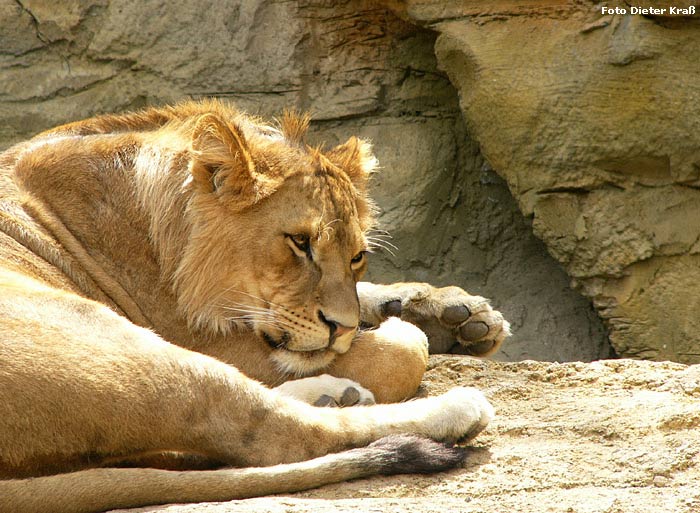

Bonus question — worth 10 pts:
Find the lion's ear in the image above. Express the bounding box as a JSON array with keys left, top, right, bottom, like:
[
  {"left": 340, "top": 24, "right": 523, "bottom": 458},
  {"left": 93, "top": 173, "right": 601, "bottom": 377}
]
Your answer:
[
  {"left": 326, "top": 136, "right": 378, "bottom": 190},
  {"left": 190, "top": 114, "right": 278, "bottom": 208}
]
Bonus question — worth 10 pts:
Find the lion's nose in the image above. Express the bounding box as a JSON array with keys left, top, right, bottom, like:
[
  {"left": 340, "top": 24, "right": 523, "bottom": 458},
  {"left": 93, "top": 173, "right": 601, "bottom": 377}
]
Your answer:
[{"left": 318, "top": 311, "right": 356, "bottom": 342}]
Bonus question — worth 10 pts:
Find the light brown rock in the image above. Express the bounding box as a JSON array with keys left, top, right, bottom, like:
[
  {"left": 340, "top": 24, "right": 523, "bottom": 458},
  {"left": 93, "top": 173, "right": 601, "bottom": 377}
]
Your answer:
[{"left": 390, "top": 0, "right": 700, "bottom": 362}]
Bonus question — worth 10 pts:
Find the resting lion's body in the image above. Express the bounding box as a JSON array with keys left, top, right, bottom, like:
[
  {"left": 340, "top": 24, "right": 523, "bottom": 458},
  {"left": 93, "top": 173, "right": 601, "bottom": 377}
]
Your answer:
[{"left": 0, "top": 100, "right": 509, "bottom": 513}]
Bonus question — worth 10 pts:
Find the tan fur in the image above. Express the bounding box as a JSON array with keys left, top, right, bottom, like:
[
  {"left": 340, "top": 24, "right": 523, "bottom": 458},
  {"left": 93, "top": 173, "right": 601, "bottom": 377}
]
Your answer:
[{"left": 0, "top": 100, "right": 507, "bottom": 512}]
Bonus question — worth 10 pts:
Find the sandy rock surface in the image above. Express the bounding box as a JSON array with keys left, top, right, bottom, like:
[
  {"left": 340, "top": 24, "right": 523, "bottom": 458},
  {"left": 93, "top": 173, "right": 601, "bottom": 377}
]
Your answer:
[{"left": 113, "top": 356, "right": 700, "bottom": 513}]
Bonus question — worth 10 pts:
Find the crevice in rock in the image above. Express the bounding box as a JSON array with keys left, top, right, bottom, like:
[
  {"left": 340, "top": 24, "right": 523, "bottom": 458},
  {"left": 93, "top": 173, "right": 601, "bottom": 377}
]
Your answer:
[{"left": 14, "top": 0, "right": 48, "bottom": 45}]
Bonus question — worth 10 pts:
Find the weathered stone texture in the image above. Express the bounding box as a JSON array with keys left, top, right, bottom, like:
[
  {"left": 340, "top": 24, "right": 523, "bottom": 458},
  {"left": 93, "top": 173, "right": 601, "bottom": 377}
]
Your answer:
[
  {"left": 0, "top": 0, "right": 611, "bottom": 362},
  {"left": 390, "top": 0, "right": 700, "bottom": 362}
]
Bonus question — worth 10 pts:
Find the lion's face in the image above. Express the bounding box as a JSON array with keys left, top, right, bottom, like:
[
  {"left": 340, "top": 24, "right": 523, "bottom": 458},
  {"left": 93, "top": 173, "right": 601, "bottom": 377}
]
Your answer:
[
  {"left": 173, "top": 111, "right": 376, "bottom": 375},
  {"left": 243, "top": 174, "right": 369, "bottom": 374}
]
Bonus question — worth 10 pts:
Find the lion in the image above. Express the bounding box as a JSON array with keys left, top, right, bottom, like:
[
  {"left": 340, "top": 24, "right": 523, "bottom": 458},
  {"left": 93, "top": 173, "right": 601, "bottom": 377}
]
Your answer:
[{"left": 0, "top": 100, "right": 510, "bottom": 513}]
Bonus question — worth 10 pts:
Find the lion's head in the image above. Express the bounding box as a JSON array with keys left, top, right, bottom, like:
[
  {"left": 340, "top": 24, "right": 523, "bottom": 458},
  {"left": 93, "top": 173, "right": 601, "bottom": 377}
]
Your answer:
[{"left": 160, "top": 104, "right": 378, "bottom": 375}]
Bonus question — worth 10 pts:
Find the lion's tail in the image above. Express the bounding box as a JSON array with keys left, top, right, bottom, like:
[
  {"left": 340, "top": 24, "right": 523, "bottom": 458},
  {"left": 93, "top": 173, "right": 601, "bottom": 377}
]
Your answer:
[{"left": 0, "top": 435, "right": 466, "bottom": 513}]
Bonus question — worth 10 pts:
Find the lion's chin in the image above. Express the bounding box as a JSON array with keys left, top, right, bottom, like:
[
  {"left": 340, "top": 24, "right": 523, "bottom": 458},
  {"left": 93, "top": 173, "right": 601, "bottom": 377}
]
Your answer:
[{"left": 269, "top": 347, "right": 337, "bottom": 377}]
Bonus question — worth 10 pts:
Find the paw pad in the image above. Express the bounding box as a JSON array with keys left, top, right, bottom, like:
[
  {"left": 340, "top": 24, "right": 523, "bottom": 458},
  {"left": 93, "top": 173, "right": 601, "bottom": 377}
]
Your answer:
[
  {"left": 459, "top": 321, "right": 489, "bottom": 341},
  {"left": 340, "top": 386, "right": 361, "bottom": 406},
  {"left": 381, "top": 299, "right": 402, "bottom": 318},
  {"left": 313, "top": 386, "right": 375, "bottom": 407},
  {"left": 314, "top": 394, "right": 338, "bottom": 407},
  {"left": 441, "top": 304, "right": 470, "bottom": 325}
]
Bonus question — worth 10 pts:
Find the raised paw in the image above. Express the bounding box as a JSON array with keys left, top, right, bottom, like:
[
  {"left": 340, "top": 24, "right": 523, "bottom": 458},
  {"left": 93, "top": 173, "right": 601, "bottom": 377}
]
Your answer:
[
  {"left": 275, "top": 374, "right": 376, "bottom": 407},
  {"left": 427, "top": 287, "right": 511, "bottom": 356},
  {"left": 359, "top": 282, "right": 510, "bottom": 355}
]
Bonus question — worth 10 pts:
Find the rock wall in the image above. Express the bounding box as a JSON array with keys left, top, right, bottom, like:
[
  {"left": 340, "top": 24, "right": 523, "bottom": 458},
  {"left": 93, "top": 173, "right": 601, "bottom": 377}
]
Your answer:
[
  {"left": 0, "top": 0, "right": 611, "bottom": 361},
  {"left": 388, "top": 0, "right": 700, "bottom": 363}
]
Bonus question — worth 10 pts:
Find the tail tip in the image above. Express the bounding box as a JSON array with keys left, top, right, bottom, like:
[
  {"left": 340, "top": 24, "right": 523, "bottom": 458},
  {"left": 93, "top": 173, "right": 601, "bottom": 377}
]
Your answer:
[{"left": 368, "top": 434, "right": 468, "bottom": 475}]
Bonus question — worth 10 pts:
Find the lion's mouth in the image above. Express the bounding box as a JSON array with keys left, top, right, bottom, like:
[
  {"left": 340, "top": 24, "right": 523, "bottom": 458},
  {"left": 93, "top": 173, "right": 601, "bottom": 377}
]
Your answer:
[
  {"left": 263, "top": 331, "right": 291, "bottom": 350},
  {"left": 262, "top": 331, "right": 331, "bottom": 357}
]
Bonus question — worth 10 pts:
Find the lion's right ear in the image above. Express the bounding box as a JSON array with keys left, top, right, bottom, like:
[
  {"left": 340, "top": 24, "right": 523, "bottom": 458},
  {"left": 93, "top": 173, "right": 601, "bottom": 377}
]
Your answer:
[
  {"left": 190, "top": 114, "right": 277, "bottom": 209},
  {"left": 325, "top": 136, "right": 378, "bottom": 192}
]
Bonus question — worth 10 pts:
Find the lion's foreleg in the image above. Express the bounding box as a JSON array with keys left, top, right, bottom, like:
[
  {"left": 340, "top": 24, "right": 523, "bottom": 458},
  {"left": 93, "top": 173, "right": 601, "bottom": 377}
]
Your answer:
[{"left": 326, "top": 317, "right": 430, "bottom": 403}]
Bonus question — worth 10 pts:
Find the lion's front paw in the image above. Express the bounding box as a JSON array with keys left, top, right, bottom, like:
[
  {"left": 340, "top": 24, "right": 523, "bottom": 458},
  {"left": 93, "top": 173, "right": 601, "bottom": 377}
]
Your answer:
[
  {"left": 431, "top": 287, "right": 510, "bottom": 356},
  {"left": 358, "top": 282, "right": 510, "bottom": 356},
  {"left": 389, "top": 285, "right": 510, "bottom": 356},
  {"left": 275, "top": 374, "right": 376, "bottom": 407},
  {"left": 419, "top": 387, "right": 494, "bottom": 443}
]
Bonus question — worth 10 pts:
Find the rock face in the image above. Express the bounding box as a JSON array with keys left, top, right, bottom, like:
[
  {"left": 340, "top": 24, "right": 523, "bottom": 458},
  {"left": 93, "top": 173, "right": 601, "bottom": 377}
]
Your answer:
[
  {"left": 387, "top": 0, "right": 700, "bottom": 363},
  {"left": 113, "top": 357, "right": 700, "bottom": 513},
  {"left": 0, "top": 0, "right": 611, "bottom": 361}
]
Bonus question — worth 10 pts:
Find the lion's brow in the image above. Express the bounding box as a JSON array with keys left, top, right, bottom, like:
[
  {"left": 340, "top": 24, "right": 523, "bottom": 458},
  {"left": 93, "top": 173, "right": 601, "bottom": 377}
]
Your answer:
[{"left": 317, "top": 218, "right": 341, "bottom": 242}]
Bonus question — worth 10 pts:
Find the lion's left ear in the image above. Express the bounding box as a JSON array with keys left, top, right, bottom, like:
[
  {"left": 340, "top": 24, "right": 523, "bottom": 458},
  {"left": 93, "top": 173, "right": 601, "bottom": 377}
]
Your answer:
[
  {"left": 325, "top": 136, "right": 378, "bottom": 190},
  {"left": 190, "top": 113, "right": 279, "bottom": 209}
]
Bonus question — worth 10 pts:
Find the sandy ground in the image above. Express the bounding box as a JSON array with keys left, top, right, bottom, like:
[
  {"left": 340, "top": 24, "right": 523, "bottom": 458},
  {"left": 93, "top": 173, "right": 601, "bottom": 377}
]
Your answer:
[{"left": 115, "top": 357, "right": 700, "bottom": 513}]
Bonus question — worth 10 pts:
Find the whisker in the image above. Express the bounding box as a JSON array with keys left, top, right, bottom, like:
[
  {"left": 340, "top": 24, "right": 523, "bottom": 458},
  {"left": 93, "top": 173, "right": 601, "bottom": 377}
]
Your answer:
[
  {"left": 218, "top": 303, "right": 275, "bottom": 314},
  {"left": 222, "top": 307, "right": 295, "bottom": 324},
  {"left": 367, "top": 237, "right": 398, "bottom": 247},
  {"left": 223, "top": 289, "right": 288, "bottom": 310},
  {"left": 367, "top": 234, "right": 394, "bottom": 241},
  {"left": 367, "top": 238, "right": 397, "bottom": 256},
  {"left": 367, "top": 229, "right": 392, "bottom": 236},
  {"left": 366, "top": 236, "right": 398, "bottom": 249},
  {"left": 207, "top": 284, "right": 285, "bottom": 311},
  {"left": 318, "top": 218, "right": 341, "bottom": 242},
  {"left": 223, "top": 314, "right": 296, "bottom": 332},
  {"left": 224, "top": 316, "right": 289, "bottom": 328},
  {"left": 366, "top": 228, "right": 397, "bottom": 256},
  {"left": 222, "top": 308, "right": 277, "bottom": 319},
  {"left": 369, "top": 246, "right": 396, "bottom": 257}
]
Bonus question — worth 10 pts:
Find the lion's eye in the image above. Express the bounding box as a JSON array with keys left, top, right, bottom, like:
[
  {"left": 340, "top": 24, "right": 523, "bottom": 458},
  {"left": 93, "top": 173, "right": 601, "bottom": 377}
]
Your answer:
[
  {"left": 287, "top": 233, "right": 312, "bottom": 258},
  {"left": 350, "top": 251, "right": 366, "bottom": 269}
]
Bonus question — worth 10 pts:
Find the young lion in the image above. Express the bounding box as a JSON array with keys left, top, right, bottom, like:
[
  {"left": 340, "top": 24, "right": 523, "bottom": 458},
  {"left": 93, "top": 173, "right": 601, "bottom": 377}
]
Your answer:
[{"left": 0, "top": 100, "right": 510, "bottom": 512}]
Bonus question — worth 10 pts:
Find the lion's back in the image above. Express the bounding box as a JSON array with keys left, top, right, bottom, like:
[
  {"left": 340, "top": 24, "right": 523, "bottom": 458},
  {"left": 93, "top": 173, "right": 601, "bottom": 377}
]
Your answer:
[{"left": 0, "top": 142, "right": 82, "bottom": 292}]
